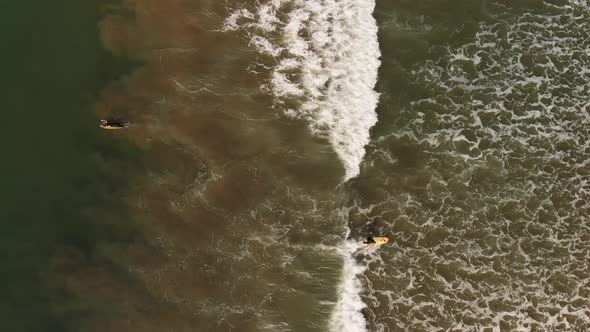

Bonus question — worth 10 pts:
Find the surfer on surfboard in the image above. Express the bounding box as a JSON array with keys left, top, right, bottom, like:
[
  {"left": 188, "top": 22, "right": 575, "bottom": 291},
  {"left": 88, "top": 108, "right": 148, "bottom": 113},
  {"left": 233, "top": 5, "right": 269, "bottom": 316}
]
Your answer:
[
  {"left": 363, "top": 236, "right": 389, "bottom": 246},
  {"left": 100, "top": 119, "right": 130, "bottom": 130}
]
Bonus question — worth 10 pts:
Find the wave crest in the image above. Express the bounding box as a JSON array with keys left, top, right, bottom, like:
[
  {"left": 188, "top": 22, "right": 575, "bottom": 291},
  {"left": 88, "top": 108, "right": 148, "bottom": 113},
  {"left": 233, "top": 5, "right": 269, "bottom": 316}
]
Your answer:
[{"left": 224, "top": 0, "right": 381, "bottom": 181}]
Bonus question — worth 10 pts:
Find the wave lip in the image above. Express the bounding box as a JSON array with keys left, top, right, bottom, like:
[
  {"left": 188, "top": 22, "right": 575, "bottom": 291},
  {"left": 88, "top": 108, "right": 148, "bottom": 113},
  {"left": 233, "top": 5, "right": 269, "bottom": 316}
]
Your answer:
[{"left": 224, "top": 0, "right": 381, "bottom": 181}]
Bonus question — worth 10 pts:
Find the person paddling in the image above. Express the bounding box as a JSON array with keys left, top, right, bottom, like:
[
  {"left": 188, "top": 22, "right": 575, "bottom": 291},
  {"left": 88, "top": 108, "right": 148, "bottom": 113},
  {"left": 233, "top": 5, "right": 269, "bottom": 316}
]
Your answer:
[
  {"left": 99, "top": 119, "right": 130, "bottom": 130},
  {"left": 362, "top": 236, "right": 389, "bottom": 246}
]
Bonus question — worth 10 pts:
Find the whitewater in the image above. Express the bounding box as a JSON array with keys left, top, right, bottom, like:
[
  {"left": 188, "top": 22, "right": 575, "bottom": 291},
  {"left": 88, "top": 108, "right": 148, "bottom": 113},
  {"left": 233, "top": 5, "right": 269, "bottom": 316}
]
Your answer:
[
  {"left": 224, "top": 0, "right": 381, "bottom": 182},
  {"left": 224, "top": 0, "right": 381, "bottom": 331}
]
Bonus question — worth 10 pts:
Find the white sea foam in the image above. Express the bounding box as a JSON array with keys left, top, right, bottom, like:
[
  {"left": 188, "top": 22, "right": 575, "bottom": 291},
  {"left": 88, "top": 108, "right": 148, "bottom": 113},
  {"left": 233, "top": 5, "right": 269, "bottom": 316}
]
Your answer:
[
  {"left": 329, "top": 234, "right": 370, "bottom": 332},
  {"left": 224, "top": 0, "right": 381, "bottom": 181}
]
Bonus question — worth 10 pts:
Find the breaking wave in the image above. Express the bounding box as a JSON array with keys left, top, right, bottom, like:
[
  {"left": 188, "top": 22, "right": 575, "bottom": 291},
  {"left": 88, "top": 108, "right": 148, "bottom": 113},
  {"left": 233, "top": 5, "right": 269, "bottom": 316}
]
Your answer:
[
  {"left": 224, "top": 0, "right": 381, "bottom": 181},
  {"left": 329, "top": 234, "right": 369, "bottom": 332}
]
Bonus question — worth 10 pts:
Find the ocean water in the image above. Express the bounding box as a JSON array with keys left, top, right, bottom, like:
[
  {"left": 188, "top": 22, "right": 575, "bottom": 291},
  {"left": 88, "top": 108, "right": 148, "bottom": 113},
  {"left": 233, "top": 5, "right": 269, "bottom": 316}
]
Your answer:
[
  {"left": 10, "top": 0, "right": 590, "bottom": 331},
  {"left": 350, "top": 1, "right": 590, "bottom": 330},
  {"left": 0, "top": 1, "right": 138, "bottom": 330}
]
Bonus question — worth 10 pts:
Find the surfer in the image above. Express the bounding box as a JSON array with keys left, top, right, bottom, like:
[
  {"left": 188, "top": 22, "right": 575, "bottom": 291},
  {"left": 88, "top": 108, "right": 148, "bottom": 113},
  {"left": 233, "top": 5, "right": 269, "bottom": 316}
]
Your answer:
[
  {"left": 362, "top": 236, "right": 389, "bottom": 247},
  {"left": 99, "top": 119, "right": 130, "bottom": 130}
]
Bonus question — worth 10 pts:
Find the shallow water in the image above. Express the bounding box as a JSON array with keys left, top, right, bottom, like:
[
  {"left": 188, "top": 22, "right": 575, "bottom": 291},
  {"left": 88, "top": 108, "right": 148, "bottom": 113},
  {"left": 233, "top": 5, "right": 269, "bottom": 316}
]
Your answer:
[{"left": 350, "top": 1, "right": 590, "bottom": 331}]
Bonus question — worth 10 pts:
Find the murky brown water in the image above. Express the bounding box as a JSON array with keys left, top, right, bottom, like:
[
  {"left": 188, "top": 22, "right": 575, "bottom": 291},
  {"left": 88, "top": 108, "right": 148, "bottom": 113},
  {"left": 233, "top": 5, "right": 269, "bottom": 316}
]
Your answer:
[{"left": 50, "top": 1, "right": 349, "bottom": 331}]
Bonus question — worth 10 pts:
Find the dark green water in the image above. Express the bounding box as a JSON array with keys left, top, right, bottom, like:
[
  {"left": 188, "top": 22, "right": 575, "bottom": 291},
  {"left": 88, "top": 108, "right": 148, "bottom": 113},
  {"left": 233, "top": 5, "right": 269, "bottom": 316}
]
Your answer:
[{"left": 0, "top": 2, "right": 137, "bottom": 330}]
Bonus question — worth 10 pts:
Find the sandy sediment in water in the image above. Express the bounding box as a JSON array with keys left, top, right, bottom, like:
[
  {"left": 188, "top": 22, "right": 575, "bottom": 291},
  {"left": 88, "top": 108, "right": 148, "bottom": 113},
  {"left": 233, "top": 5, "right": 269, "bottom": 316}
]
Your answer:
[{"left": 49, "top": 1, "right": 344, "bottom": 331}]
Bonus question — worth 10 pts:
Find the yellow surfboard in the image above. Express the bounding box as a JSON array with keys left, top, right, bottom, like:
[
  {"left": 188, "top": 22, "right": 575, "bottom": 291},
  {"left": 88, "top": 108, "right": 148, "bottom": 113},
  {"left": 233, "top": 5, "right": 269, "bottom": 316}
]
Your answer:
[
  {"left": 363, "top": 236, "right": 389, "bottom": 247},
  {"left": 100, "top": 125, "right": 126, "bottom": 130}
]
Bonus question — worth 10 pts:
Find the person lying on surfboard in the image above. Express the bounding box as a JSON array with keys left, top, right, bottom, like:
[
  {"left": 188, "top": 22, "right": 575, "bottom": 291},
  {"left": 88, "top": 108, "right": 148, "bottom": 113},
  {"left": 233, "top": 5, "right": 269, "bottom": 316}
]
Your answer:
[
  {"left": 363, "top": 236, "right": 389, "bottom": 246},
  {"left": 100, "top": 119, "right": 130, "bottom": 129}
]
